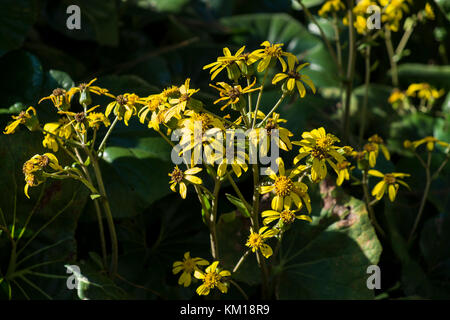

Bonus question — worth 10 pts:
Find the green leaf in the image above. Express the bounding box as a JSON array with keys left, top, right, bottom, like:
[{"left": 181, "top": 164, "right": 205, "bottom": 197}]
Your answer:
[
  {"left": 0, "top": 0, "right": 36, "bottom": 57},
  {"left": 220, "top": 211, "right": 236, "bottom": 223},
  {"left": 276, "top": 181, "right": 382, "bottom": 299},
  {"left": 136, "top": 0, "right": 190, "bottom": 13},
  {"left": 48, "top": 70, "right": 75, "bottom": 90},
  {"left": 397, "top": 64, "right": 450, "bottom": 90},
  {"left": 0, "top": 51, "right": 44, "bottom": 108},
  {"left": 225, "top": 193, "right": 250, "bottom": 217}
]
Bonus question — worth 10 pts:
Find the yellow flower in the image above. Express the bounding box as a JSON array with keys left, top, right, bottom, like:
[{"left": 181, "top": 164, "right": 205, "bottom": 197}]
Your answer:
[
  {"left": 172, "top": 252, "right": 209, "bottom": 287},
  {"left": 409, "top": 136, "right": 449, "bottom": 151},
  {"left": 216, "top": 150, "right": 248, "bottom": 178},
  {"left": 354, "top": 15, "right": 367, "bottom": 34},
  {"left": 368, "top": 170, "right": 410, "bottom": 202},
  {"left": 138, "top": 94, "right": 169, "bottom": 131},
  {"left": 261, "top": 197, "right": 312, "bottom": 227},
  {"left": 245, "top": 226, "right": 278, "bottom": 258},
  {"left": 406, "top": 83, "right": 444, "bottom": 101},
  {"left": 38, "top": 88, "right": 72, "bottom": 110},
  {"left": 318, "top": 0, "right": 345, "bottom": 17},
  {"left": 380, "top": 0, "right": 412, "bottom": 32},
  {"left": 169, "top": 166, "right": 203, "bottom": 199},
  {"left": 164, "top": 79, "right": 202, "bottom": 122},
  {"left": 292, "top": 127, "right": 345, "bottom": 182},
  {"left": 203, "top": 46, "right": 246, "bottom": 81},
  {"left": 363, "top": 135, "right": 390, "bottom": 168},
  {"left": 330, "top": 160, "right": 352, "bottom": 186},
  {"left": 250, "top": 41, "right": 297, "bottom": 72},
  {"left": 3, "top": 106, "right": 37, "bottom": 135},
  {"left": 193, "top": 261, "right": 231, "bottom": 296},
  {"left": 105, "top": 93, "right": 145, "bottom": 126},
  {"left": 23, "top": 153, "right": 62, "bottom": 198},
  {"left": 250, "top": 112, "right": 294, "bottom": 152},
  {"left": 210, "top": 78, "right": 260, "bottom": 111},
  {"left": 388, "top": 88, "right": 407, "bottom": 104},
  {"left": 41, "top": 118, "right": 74, "bottom": 152},
  {"left": 424, "top": 3, "right": 435, "bottom": 20},
  {"left": 68, "top": 78, "right": 110, "bottom": 106},
  {"left": 260, "top": 158, "right": 312, "bottom": 212},
  {"left": 58, "top": 105, "right": 102, "bottom": 134},
  {"left": 272, "top": 55, "right": 315, "bottom": 97},
  {"left": 87, "top": 112, "right": 110, "bottom": 130},
  {"left": 177, "top": 111, "right": 225, "bottom": 165}
]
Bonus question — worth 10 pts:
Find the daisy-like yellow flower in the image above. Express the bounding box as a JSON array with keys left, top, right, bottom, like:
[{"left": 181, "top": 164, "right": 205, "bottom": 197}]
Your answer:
[
  {"left": 169, "top": 166, "right": 203, "bottom": 199},
  {"left": 330, "top": 160, "right": 352, "bottom": 186},
  {"left": 250, "top": 41, "right": 297, "bottom": 73},
  {"left": 260, "top": 158, "right": 312, "bottom": 212},
  {"left": 3, "top": 106, "right": 38, "bottom": 135},
  {"left": 193, "top": 261, "right": 231, "bottom": 296},
  {"left": 178, "top": 111, "right": 225, "bottom": 165},
  {"left": 292, "top": 127, "right": 346, "bottom": 182},
  {"left": 245, "top": 226, "right": 278, "bottom": 258},
  {"left": 272, "top": 55, "right": 315, "bottom": 98},
  {"left": 210, "top": 78, "right": 260, "bottom": 111},
  {"left": 362, "top": 135, "right": 390, "bottom": 168},
  {"left": 86, "top": 112, "right": 110, "bottom": 130},
  {"left": 261, "top": 197, "right": 312, "bottom": 228},
  {"left": 172, "top": 252, "right": 209, "bottom": 287},
  {"left": 38, "top": 88, "right": 72, "bottom": 110},
  {"left": 23, "top": 153, "right": 63, "bottom": 198},
  {"left": 41, "top": 118, "right": 74, "bottom": 152},
  {"left": 68, "top": 78, "right": 110, "bottom": 106},
  {"left": 318, "top": 0, "right": 345, "bottom": 17},
  {"left": 164, "top": 79, "right": 202, "bottom": 122},
  {"left": 380, "top": 0, "right": 412, "bottom": 32},
  {"left": 216, "top": 149, "right": 248, "bottom": 178},
  {"left": 203, "top": 46, "right": 246, "bottom": 81},
  {"left": 249, "top": 112, "right": 294, "bottom": 152},
  {"left": 58, "top": 105, "right": 102, "bottom": 134},
  {"left": 105, "top": 93, "right": 144, "bottom": 126},
  {"left": 406, "top": 83, "right": 444, "bottom": 101},
  {"left": 138, "top": 94, "right": 169, "bottom": 131},
  {"left": 369, "top": 170, "right": 410, "bottom": 202},
  {"left": 407, "top": 136, "right": 449, "bottom": 152}
]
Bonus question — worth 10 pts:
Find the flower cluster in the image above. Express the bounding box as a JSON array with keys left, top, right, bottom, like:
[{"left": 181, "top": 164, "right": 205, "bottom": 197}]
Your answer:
[{"left": 388, "top": 83, "right": 444, "bottom": 113}]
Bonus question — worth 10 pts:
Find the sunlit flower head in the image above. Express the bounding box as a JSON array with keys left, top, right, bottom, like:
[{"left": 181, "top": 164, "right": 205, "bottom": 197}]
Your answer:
[
  {"left": 169, "top": 166, "right": 203, "bottom": 199},
  {"left": 251, "top": 41, "right": 297, "bottom": 73},
  {"left": 245, "top": 226, "right": 278, "bottom": 258},
  {"left": 193, "top": 261, "right": 231, "bottom": 296},
  {"left": 3, "top": 106, "right": 37, "bottom": 135},
  {"left": 172, "top": 252, "right": 209, "bottom": 287},
  {"left": 272, "top": 55, "right": 315, "bottom": 98},
  {"left": 369, "top": 169, "right": 410, "bottom": 202}
]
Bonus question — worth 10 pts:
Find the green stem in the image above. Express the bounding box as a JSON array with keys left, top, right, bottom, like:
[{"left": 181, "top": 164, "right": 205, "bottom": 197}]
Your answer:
[
  {"left": 209, "top": 179, "right": 222, "bottom": 259},
  {"left": 384, "top": 26, "right": 399, "bottom": 87},
  {"left": 359, "top": 46, "right": 371, "bottom": 145},
  {"left": 256, "top": 94, "right": 286, "bottom": 127},
  {"left": 97, "top": 115, "right": 119, "bottom": 153},
  {"left": 408, "top": 151, "right": 432, "bottom": 244},
  {"left": 252, "top": 69, "right": 269, "bottom": 128},
  {"left": 343, "top": 0, "right": 356, "bottom": 143},
  {"left": 226, "top": 173, "right": 252, "bottom": 214},
  {"left": 296, "top": 0, "right": 342, "bottom": 76},
  {"left": 232, "top": 250, "right": 251, "bottom": 273},
  {"left": 85, "top": 147, "right": 119, "bottom": 276},
  {"left": 229, "top": 279, "right": 249, "bottom": 300}
]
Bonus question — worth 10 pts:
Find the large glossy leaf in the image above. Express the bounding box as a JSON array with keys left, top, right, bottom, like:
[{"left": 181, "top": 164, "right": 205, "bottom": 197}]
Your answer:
[
  {"left": 397, "top": 63, "right": 450, "bottom": 90},
  {"left": 135, "top": 0, "right": 190, "bottom": 13},
  {"left": 0, "top": 131, "right": 89, "bottom": 299},
  {"left": 276, "top": 180, "right": 382, "bottom": 299},
  {"left": 0, "top": 0, "right": 36, "bottom": 57},
  {"left": 47, "top": 0, "right": 119, "bottom": 46}
]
